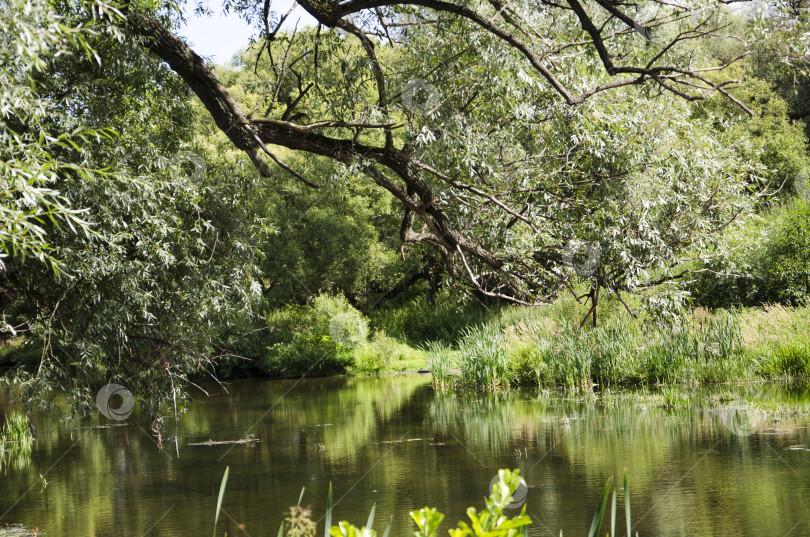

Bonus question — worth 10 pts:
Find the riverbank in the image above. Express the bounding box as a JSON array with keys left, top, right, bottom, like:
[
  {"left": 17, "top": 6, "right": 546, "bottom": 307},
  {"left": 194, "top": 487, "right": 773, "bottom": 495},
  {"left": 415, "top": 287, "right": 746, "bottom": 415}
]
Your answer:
[
  {"left": 248, "top": 298, "right": 810, "bottom": 390},
  {"left": 383, "top": 303, "right": 810, "bottom": 389},
  {"left": 3, "top": 301, "right": 808, "bottom": 390}
]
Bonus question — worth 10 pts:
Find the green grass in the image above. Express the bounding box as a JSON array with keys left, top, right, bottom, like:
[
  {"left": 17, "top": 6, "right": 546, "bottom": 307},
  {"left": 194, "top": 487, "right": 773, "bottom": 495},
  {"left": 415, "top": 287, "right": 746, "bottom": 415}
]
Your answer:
[
  {"left": 349, "top": 331, "right": 428, "bottom": 375},
  {"left": 456, "top": 324, "right": 509, "bottom": 388},
  {"left": 0, "top": 410, "right": 33, "bottom": 473},
  {"left": 422, "top": 341, "right": 454, "bottom": 387},
  {"left": 6, "top": 301, "right": 807, "bottom": 388},
  {"left": 411, "top": 303, "right": 810, "bottom": 390},
  {"left": 0, "top": 410, "right": 32, "bottom": 444}
]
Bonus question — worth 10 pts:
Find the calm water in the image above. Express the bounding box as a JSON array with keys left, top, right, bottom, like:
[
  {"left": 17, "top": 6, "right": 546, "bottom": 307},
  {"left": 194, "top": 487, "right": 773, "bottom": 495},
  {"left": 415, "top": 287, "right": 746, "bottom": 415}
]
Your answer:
[{"left": 1, "top": 376, "right": 809, "bottom": 536}]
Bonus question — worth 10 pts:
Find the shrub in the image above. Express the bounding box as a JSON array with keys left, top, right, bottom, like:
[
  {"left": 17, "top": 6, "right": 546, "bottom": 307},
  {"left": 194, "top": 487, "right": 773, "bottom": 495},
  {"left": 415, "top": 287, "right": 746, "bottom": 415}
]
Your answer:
[
  {"left": 367, "top": 293, "right": 488, "bottom": 344},
  {"left": 261, "top": 294, "right": 368, "bottom": 377},
  {"left": 352, "top": 331, "right": 397, "bottom": 374},
  {"left": 689, "top": 199, "right": 810, "bottom": 308},
  {"left": 756, "top": 199, "right": 810, "bottom": 305}
]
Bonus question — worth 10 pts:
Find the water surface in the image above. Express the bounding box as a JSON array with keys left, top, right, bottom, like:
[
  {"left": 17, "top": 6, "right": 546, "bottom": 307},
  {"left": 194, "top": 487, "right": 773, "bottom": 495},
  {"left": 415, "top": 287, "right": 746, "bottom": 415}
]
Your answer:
[{"left": 1, "top": 376, "right": 809, "bottom": 536}]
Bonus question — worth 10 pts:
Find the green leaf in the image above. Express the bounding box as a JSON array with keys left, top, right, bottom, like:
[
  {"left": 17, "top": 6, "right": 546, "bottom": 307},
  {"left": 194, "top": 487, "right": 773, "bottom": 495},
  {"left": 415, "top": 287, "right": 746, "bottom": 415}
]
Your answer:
[
  {"left": 587, "top": 478, "right": 612, "bottom": 537},
  {"left": 325, "top": 482, "right": 333, "bottom": 537},
  {"left": 624, "top": 474, "right": 631, "bottom": 537},
  {"left": 213, "top": 466, "right": 230, "bottom": 537},
  {"left": 366, "top": 503, "right": 376, "bottom": 530}
]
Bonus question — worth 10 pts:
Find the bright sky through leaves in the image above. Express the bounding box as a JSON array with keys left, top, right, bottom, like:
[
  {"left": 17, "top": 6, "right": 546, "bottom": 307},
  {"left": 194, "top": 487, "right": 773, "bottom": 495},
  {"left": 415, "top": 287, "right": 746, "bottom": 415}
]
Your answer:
[{"left": 178, "top": 0, "right": 316, "bottom": 64}]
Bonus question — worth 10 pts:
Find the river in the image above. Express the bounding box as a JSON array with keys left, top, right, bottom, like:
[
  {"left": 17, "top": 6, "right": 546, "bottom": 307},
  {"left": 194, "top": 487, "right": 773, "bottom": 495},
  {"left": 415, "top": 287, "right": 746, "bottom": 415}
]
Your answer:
[{"left": 1, "top": 375, "right": 808, "bottom": 536}]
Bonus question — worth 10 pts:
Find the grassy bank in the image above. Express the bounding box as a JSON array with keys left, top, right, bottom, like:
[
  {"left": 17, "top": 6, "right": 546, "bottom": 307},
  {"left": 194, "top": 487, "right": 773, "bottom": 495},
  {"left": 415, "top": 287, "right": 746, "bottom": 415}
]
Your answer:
[
  {"left": 427, "top": 302, "right": 810, "bottom": 389},
  {"left": 4, "top": 294, "right": 808, "bottom": 389},
  {"left": 216, "top": 290, "right": 809, "bottom": 390}
]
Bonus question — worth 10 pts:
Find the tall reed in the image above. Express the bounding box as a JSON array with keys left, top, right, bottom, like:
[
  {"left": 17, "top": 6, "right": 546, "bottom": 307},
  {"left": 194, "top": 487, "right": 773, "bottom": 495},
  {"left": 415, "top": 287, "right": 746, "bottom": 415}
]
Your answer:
[
  {"left": 423, "top": 341, "right": 454, "bottom": 387},
  {"left": 0, "top": 410, "right": 34, "bottom": 472},
  {"left": 457, "top": 324, "right": 509, "bottom": 387}
]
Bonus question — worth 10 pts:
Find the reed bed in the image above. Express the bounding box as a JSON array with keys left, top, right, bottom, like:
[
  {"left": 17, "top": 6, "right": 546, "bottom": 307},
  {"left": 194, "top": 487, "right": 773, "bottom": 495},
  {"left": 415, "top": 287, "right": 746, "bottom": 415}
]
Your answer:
[
  {"left": 440, "top": 306, "right": 809, "bottom": 390},
  {"left": 423, "top": 341, "right": 454, "bottom": 387},
  {"left": 456, "top": 324, "right": 509, "bottom": 387},
  {"left": 0, "top": 410, "right": 33, "bottom": 472}
]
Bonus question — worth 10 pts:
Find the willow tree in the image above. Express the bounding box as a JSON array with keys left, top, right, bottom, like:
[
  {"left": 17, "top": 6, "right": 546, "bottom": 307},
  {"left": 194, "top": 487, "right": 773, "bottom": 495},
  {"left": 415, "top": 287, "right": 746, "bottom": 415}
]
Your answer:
[
  {"left": 122, "top": 0, "right": 780, "bottom": 322},
  {"left": 1, "top": 0, "right": 271, "bottom": 429}
]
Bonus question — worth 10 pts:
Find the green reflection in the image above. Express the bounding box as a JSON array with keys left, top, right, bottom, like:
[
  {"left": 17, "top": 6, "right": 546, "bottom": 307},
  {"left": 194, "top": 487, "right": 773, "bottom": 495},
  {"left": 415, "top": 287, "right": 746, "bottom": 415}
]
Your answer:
[{"left": 0, "top": 378, "right": 807, "bottom": 537}]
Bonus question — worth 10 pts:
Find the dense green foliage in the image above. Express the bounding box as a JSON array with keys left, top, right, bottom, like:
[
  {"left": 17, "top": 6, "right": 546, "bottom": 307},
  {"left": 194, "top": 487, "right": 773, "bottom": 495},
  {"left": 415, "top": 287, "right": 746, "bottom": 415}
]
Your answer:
[
  {"left": 418, "top": 303, "right": 810, "bottom": 388},
  {"left": 0, "top": 0, "right": 101, "bottom": 270},
  {"left": 1, "top": 0, "right": 810, "bottom": 423},
  {"left": 0, "top": 0, "right": 269, "bottom": 423},
  {"left": 689, "top": 199, "right": 810, "bottom": 307}
]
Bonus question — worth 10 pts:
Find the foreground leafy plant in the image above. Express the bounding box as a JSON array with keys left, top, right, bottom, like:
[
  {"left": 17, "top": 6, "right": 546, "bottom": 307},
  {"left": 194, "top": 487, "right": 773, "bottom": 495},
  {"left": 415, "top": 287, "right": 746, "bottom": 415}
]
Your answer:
[
  {"left": 412, "top": 469, "right": 531, "bottom": 537},
  {"left": 212, "top": 467, "right": 640, "bottom": 537},
  {"left": 212, "top": 466, "right": 229, "bottom": 537}
]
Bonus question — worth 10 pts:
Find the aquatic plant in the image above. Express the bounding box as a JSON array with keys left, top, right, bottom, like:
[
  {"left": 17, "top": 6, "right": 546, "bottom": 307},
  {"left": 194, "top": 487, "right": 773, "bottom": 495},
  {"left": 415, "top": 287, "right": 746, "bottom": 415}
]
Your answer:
[
  {"left": 0, "top": 410, "right": 32, "bottom": 444},
  {"left": 212, "top": 466, "right": 229, "bottom": 537},
  {"left": 423, "top": 341, "right": 454, "bottom": 387},
  {"left": 457, "top": 325, "right": 509, "bottom": 387},
  {"left": 210, "top": 466, "right": 642, "bottom": 537},
  {"left": 0, "top": 410, "right": 34, "bottom": 472},
  {"left": 575, "top": 474, "right": 635, "bottom": 537}
]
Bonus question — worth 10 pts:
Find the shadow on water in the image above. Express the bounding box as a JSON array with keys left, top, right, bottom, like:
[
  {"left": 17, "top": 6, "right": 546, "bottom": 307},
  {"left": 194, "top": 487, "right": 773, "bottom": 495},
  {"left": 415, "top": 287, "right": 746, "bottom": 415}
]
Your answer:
[{"left": 0, "top": 376, "right": 809, "bottom": 537}]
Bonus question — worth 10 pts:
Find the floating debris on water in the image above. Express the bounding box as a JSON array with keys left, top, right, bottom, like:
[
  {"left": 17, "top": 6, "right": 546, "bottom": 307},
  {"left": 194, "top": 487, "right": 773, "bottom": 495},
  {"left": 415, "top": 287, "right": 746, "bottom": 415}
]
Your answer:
[{"left": 188, "top": 434, "right": 259, "bottom": 446}]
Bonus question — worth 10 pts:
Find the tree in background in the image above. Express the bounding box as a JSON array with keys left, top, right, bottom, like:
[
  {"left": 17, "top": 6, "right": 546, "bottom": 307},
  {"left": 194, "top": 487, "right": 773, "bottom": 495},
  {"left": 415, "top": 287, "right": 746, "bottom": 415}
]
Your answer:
[
  {"left": 2, "top": 0, "right": 809, "bottom": 421},
  {"left": 117, "top": 0, "right": 797, "bottom": 322}
]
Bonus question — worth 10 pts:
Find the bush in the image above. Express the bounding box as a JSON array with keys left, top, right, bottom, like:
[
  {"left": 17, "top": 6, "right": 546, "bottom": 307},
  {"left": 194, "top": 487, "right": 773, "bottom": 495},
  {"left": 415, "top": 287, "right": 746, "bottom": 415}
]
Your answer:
[
  {"left": 689, "top": 199, "right": 810, "bottom": 307},
  {"left": 261, "top": 294, "right": 368, "bottom": 377},
  {"left": 756, "top": 199, "right": 810, "bottom": 304},
  {"left": 352, "top": 331, "right": 397, "bottom": 374},
  {"left": 367, "top": 293, "right": 488, "bottom": 344}
]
